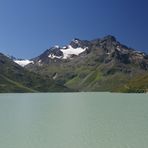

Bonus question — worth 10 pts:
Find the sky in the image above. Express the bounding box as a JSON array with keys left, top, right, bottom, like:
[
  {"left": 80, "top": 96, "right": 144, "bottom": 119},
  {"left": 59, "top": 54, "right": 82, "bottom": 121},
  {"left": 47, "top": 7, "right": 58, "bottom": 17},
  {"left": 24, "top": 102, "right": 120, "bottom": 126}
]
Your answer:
[{"left": 0, "top": 0, "right": 148, "bottom": 59}]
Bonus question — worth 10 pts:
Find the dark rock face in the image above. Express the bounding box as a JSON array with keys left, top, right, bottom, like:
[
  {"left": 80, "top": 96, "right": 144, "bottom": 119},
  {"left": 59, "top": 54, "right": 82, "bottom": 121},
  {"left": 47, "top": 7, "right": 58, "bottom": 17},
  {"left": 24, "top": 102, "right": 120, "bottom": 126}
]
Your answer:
[
  {"left": 70, "top": 38, "right": 92, "bottom": 49},
  {"left": 88, "top": 36, "right": 148, "bottom": 70},
  {"left": 49, "top": 47, "right": 63, "bottom": 56},
  {"left": 113, "top": 50, "right": 130, "bottom": 64},
  {"left": 32, "top": 46, "right": 63, "bottom": 64}
]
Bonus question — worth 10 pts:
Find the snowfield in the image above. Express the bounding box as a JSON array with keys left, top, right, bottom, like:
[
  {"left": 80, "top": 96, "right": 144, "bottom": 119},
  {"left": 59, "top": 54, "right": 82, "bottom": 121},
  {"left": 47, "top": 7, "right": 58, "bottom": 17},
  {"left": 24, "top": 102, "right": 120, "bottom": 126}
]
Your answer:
[
  {"left": 61, "top": 45, "right": 86, "bottom": 59},
  {"left": 14, "top": 60, "right": 34, "bottom": 67}
]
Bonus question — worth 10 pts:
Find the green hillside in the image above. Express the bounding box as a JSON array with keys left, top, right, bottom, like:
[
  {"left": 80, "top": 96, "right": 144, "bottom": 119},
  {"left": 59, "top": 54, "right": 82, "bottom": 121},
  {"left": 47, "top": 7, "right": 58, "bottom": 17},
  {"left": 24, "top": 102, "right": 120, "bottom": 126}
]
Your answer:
[
  {"left": 0, "top": 53, "right": 70, "bottom": 93},
  {"left": 118, "top": 74, "right": 148, "bottom": 93}
]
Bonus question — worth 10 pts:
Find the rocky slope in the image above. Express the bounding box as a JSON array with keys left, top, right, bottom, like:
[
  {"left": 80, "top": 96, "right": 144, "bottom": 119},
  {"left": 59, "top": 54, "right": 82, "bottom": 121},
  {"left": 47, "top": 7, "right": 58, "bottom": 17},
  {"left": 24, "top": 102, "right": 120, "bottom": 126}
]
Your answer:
[{"left": 25, "top": 35, "right": 148, "bottom": 92}]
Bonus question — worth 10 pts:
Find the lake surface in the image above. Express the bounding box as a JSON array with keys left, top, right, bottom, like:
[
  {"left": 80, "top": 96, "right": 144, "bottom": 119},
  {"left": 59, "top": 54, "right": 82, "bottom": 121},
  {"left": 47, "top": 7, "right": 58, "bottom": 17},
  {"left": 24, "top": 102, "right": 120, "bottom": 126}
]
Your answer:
[{"left": 0, "top": 93, "right": 148, "bottom": 148}]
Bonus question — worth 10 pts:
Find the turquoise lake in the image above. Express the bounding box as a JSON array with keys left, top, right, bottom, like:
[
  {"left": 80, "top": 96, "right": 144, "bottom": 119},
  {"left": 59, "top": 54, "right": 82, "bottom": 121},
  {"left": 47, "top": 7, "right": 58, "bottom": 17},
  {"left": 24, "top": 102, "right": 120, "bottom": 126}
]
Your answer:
[{"left": 0, "top": 93, "right": 148, "bottom": 148}]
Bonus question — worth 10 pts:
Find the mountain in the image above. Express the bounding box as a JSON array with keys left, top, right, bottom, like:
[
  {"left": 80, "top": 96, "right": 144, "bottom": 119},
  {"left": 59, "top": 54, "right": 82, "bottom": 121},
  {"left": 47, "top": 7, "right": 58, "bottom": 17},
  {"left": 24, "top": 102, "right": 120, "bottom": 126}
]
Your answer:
[
  {"left": 1, "top": 35, "right": 148, "bottom": 93},
  {"left": 26, "top": 35, "right": 148, "bottom": 92},
  {"left": 0, "top": 53, "right": 70, "bottom": 92},
  {"left": 29, "top": 38, "right": 91, "bottom": 66}
]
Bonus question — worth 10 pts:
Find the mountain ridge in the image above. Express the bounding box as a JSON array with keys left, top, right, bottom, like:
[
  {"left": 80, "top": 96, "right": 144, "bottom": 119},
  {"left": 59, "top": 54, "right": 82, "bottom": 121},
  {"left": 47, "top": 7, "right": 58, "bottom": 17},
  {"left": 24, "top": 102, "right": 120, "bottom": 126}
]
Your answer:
[
  {"left": 25, "top": 35, "right": 148, "bottom": 93},
  {"left": 0, "top": 35, "right": 148, "bottom": 93},
  {"left": 9, "top": 35, "right": 147, "bottom": 67}
]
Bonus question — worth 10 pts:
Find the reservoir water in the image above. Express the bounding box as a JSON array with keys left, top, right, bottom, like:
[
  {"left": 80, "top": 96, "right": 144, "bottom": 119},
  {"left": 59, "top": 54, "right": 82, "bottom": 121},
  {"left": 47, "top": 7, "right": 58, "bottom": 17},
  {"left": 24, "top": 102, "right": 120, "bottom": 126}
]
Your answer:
[{"left": 0, "top": 93, "right": 148, "bottom": 148}]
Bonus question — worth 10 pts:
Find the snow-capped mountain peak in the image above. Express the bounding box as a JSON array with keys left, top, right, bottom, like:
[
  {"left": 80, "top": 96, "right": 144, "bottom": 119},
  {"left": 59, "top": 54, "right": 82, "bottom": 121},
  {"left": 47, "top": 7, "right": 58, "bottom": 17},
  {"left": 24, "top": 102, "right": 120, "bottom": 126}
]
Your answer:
[{"left": 29, "top": 38, "right": 92, "bottom": 65}]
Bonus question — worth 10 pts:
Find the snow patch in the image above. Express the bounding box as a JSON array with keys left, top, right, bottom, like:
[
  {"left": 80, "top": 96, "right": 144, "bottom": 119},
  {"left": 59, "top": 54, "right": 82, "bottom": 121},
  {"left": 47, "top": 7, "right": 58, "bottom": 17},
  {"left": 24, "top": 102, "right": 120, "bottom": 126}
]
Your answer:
[
  {"left": 116, "top": 46, "right": 121, "bottom": 51},
  {"left": 48, "top": 45, "right": 87, "bottom": 59},
  {"left": 61, "top": 45, "right": 86, "bottom": 59},
  {"left": 62, "top": 46, "right": 67, "bottom": 49},
  {"left": 38, "top": 60, "right": 42, "bottom": 63},
  {"left": 14, "top": 60, "right": 34, "bottom": 67},
  {"left": 48, "top": 54, "right": 62, "bottom": 59}
]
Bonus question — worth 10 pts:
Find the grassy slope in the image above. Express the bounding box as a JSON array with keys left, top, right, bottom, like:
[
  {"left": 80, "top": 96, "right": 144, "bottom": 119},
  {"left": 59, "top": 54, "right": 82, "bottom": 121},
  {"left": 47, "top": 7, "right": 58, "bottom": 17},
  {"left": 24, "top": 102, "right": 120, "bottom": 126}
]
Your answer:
[
  {"left": 65, "top": 69, "right": 102, "bottom": 91},
  {"left": 27, "top": 60, "right": 148, "bottom": 92},
  {"left": 0, "top": 53, "right": 71, "bottom": 92},
  {"left": 117, "top": 74, "right": 148, "bottom": 93},
  {"left": 0, "top": 75, "right": 36, "bottom": 93}
]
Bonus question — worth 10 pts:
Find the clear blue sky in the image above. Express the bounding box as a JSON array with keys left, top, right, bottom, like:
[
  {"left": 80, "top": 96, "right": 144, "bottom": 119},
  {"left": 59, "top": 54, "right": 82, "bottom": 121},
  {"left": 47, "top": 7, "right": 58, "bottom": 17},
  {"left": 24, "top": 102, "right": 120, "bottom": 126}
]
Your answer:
[{"left": 0, "top": 0, "right": 148, "bottom": 59}]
